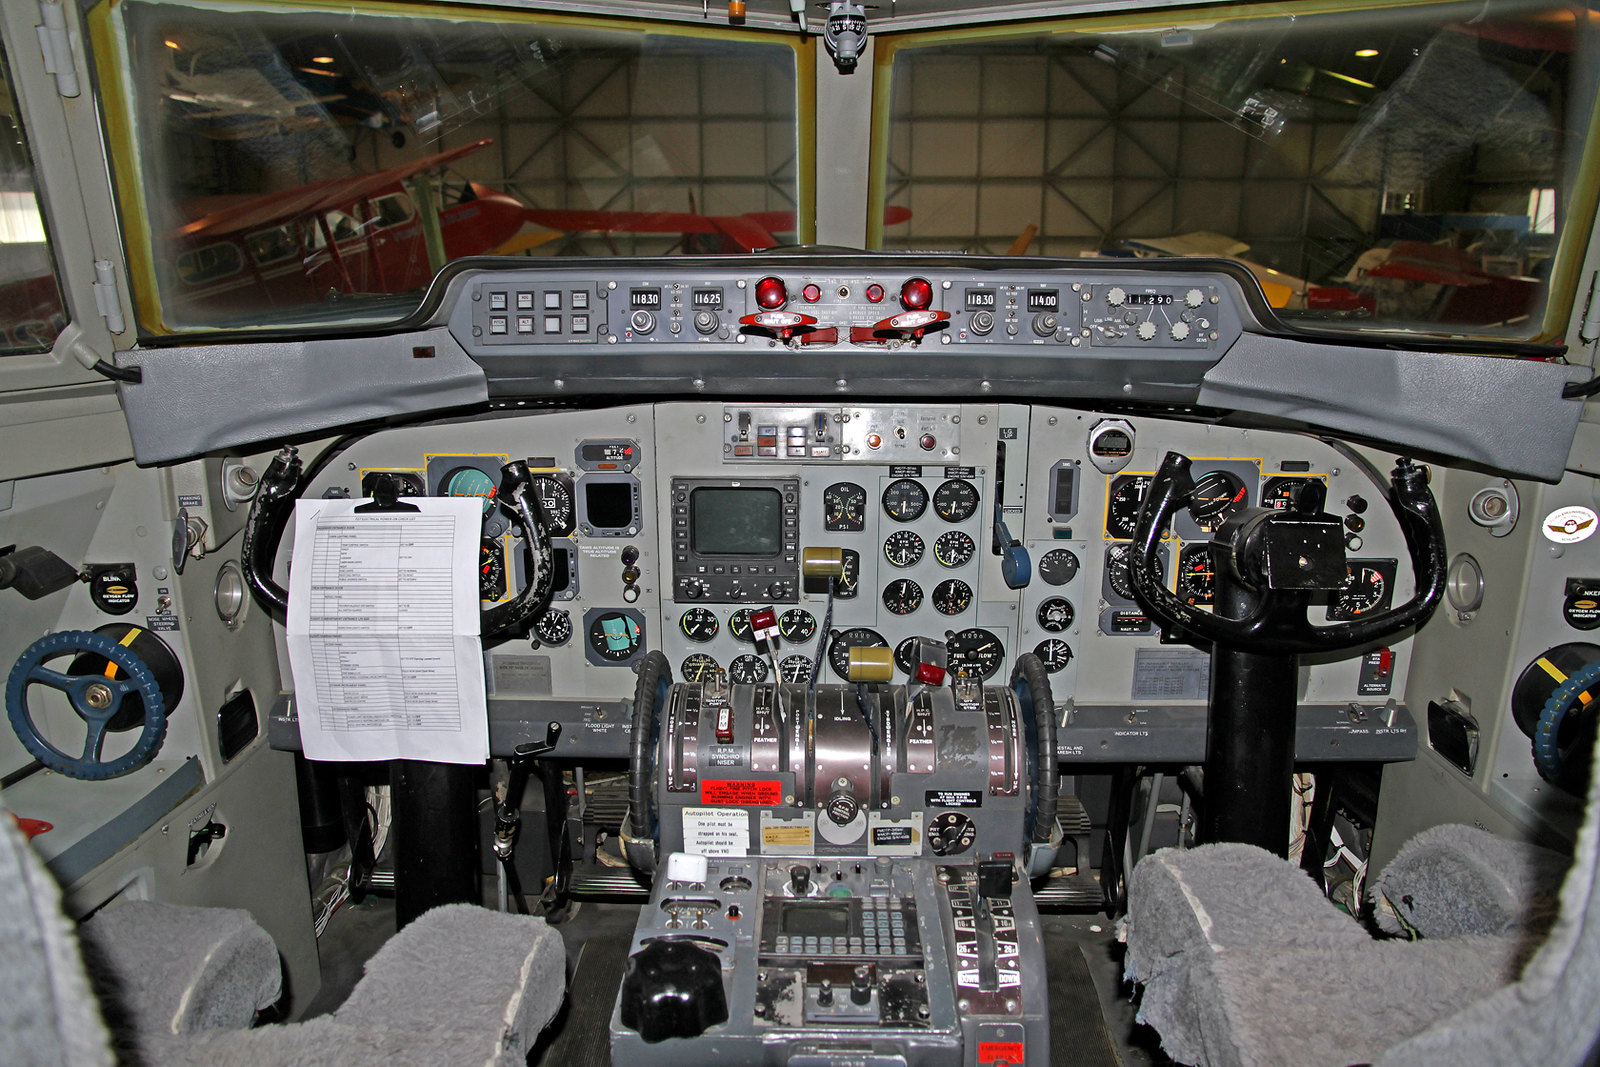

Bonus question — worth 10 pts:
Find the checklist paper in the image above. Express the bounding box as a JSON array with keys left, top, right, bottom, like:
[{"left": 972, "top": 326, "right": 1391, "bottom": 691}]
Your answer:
[{"left": 286, "top": 496, "right": 489, "bottom": 764}]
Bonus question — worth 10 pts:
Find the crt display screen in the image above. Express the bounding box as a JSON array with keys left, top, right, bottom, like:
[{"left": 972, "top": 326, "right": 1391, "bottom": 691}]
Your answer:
[
  {"left": 781, "top": 902, "right": 851, "bottom": 936},
  {"left": 691, "top": 487, "right": 782, "bottom": 556}
]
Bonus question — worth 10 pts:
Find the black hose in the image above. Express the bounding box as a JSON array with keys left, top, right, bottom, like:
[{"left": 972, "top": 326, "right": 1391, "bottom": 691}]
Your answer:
[
  {"left": 1011, "top": 652, "right": 1059, "bottom": 847},
  {"left": 240, "top": 446, "right": 303, "bottom": 618},
  {"left": 627, "top": 651, "right": 672, "bottom": 874}
]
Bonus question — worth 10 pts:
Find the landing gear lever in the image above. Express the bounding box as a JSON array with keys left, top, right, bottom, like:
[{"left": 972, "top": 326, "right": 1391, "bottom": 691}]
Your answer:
[{"left": 1127, "top": 451, "right": 1447, "bottom": 855}]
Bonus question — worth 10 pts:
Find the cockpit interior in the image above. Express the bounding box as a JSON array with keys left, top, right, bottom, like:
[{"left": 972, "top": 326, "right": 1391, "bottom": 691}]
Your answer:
[{"left": 4, "top": 0, "right": 1600, "bottom": 1063}]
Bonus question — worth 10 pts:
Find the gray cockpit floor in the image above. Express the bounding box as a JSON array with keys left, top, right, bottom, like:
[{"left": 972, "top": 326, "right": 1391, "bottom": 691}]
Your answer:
[{"left": 309, "top": 897, "right": 1165, "bottom": 1065}]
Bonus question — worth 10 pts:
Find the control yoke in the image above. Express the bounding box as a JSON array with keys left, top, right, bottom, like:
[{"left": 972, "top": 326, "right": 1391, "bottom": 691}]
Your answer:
[{"left": 1128, "top": 451, "right": 1447, "bottom": 654}]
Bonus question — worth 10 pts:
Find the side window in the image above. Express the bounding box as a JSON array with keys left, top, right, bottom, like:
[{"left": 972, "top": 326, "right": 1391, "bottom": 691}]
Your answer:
[{"left": 0, "top": 39, "right": 67, "bottom": 356}]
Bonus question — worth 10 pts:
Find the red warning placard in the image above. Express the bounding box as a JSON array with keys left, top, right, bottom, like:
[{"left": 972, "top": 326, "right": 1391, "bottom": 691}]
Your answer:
[
  {"left": 978, "top": 1041, "right": 1025, "bottom": 1065},
  {"left": 700, "top": 779, "right": 783, "bottom": 805}
]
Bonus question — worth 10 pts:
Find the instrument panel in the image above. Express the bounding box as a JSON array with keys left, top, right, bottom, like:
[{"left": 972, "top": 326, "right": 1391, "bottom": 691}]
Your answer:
[{"left": 284, "top": 399, "right": 1419, "bottom": 764}]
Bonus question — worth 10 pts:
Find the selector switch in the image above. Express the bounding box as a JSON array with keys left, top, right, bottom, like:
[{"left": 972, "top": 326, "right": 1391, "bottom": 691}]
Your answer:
[{"left": 790, "top": 864, "right": 812, "bottom": 896}]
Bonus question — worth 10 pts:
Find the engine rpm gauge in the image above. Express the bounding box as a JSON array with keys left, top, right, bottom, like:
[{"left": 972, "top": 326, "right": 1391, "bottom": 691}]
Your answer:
[
  {"left": 680, "top": 607, "right": 719, "bottom": 642},
  {"left": 1177, "top": 545, "right": 1216, "bottom": 606},
  {"left": 933, "top": 479, "right": 980, "bottom": 522},
  {"left": 883, "top": 530, "right": 926, "bottom": 568},
  {"left": 779, "top": 609, "right": 816, "bottom": 642},
  {"left": 1036, "top": 597, "right": 1075, "bottom": 632},
  {"left": 883, "top": 578, "right": 924, "bottom": 615},
  {"left": 534, "top": 609, "right": 572, "bottom": 646},
  {"left": 480, "top": 538, "right": 507, "bottom": 601},
  {"left": 681, "top": 653, "right": 720, "bottom": 682},
  {"left": 881, "top": 478, "right": 929, "bottom": 522},
  {"left": 780, "top": 655, "right": 814, "bottom": 683},
  {"left": 932, "top": 579, "right": 972, "bottom": 616},
  {"left": 1328, "top": 560, "right": 1397, "bottom": 620},
  {"left": 948, "top": 628, "right": 1005, "bottom": 680},
  {"left": 530, "top": 474, "right": 576, "bottom": 536},
  {"left": 933, "top": 530, "right": 976, "bottom": 568},
  {"left": 1033, "top": 639, "right": 1073, "bottom": 673},
  {"left": 1038, "top": 548, "right": 1080, "bottom": 586},
  {"left": 728, "top": 608, "right": 757, "bottom": 642},
  {"left": 823, "top": 482, "right": 867, "bottom": 532},
  {"left": 1187, "top": 469, "right": 1249, "bottom": 531},
  {"left": 1105, "top": 475, "right": 1152, "bottom": 539},
  {"left": 829, "top": 627, "right": 889, "bottom": 679},
  {"left": 729, "top": 654, "right": 769, "bottom": 684}
]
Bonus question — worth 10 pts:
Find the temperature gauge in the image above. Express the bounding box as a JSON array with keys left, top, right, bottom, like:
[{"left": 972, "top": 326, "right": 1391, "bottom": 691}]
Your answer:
[
  {"left": 729, "top": 654, "right": 769, "bottom": 684},
  {"left": 882, "top": 478, "right": 929, "bottom": 522},
  {"left": 932, "top": 578, "right": 972, "bottom": 616},
  {"left": 780, "top": 655, "right": 814, "bottom": 683},
  {"left": 680, "top": 654, "right": 720, "bottom": 682},
  {"left": 883, "top": 579, "right": 924, "bottom": 615}
]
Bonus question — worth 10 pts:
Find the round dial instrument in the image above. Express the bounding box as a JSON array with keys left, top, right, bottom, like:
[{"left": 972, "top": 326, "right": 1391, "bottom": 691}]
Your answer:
[
  {"left": 443, "top": 466, "right": 498, "bottom": 516},
  {"left": 728, "top": 608, "right": 756, "bottom": 642},
  {"left": 780, "top": 655, "right": 814, "bottom": 683},
  {"left": 882, "top": 578, "right": 924, "bottom": 615},
  {"left": 933, "top": 479, "right": 980, "bottom": 522},
  {"left": 1105, "top": 543, "right": 1138, "bottom": 601},
  {"left": 1038, "top": 548, "right": 1080, "bottom": 586},
  {"left": 530, "top": 475, "right": 575, "bottom": 536},
  {"left": 948, "top": 627, "right": 1005, "bottom": 680},
  {"left": 932, "top": 578, "right": 972, "bottom": 616},
  {"left": 1177, "top": 545, "right": 1216, "bottom": 606},
  {"left": 1261, "top": 475, "right": 1319, "bottom": 512},
  {"left": 1036, "top": 597, "right": 1075, "bottom": 632},
  {"left": 729, "top": 654, "right": 769, "bottom": 684},
  {"left": 1188, "top": 469, "right": 1249, "bottom": 530},
  {"left": 894, "top": 637, "right": 919, "bottom": 675},
  {"left": 1105, "top": 475, "right": 1152, "bottom": 539},
  {"left": 480, "top": 539, "right": 507, "bottom": 601},
  {"left": 883, "top": 530, "right": 926, "bottom": 568},
  {"left": 680, "top": 653, "right": 720, "bottom": 682},
  {"left": 828, "top": 627, "right": 889, "bottom": 680},
  {"left": 533, "top": 609, "right": 572, "bottom": 646},
  {"left": 881, "top": 478, "right": 929, "bottom": 522},
  {"left": 1330, "top": 563, "right": 1390, "bottom": 619},
  {"left": 823, "top": 481, "right": 867, "bottom": 532},
  {"left": 779, "top": 609, "right": 816, "bottom": 642},
  {"left": 1033, "top": 638, "right": 1073, "bottom": 673},
  {"left": 586, "top": 611, "right": 641, "bottom": 662},
  {"left": 933, "top": 530, "right": 976, "bottom": 568},
  {"left": 680, "top": 607, "right": 719, "bottom": 642}
]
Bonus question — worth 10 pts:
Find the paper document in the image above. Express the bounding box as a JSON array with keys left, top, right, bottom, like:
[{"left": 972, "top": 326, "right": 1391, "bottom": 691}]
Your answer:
[{"left": 286, "top": 497, "right": 489, "bottom": 764}]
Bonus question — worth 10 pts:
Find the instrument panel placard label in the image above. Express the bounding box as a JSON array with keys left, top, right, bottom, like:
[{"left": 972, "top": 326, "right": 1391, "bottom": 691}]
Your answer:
[
  {"left": 702, "top": 779, "right": 782, "bottom": 805},
  {"left": 925, "top": 789, "right": 982, "bottom": 808},
  {"left": 682, "top": 807, "right": 750, "bottom": 856}
]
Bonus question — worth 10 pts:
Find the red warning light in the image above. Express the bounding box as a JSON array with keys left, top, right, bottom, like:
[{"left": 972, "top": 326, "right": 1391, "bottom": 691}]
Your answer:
[
  {"left": 865, "top": 283, "right": 886, "bottom": 303},
  {"left": 900, "top": 277, "right": 933, "bottom": 310},
  {"left": 755, "top": 277, "right": 787, "bottom": 309},
  {"left": 801, "top": 283, "right": 822, "bottom": 303}
]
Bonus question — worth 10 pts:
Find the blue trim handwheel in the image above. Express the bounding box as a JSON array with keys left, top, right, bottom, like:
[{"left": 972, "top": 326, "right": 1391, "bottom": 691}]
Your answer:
[
  {"left": 6, "top": 630, "right": 170, "bottom": 780},
  {"left": 1534, "top": 659, "right": 1600, "bottom": 785}
]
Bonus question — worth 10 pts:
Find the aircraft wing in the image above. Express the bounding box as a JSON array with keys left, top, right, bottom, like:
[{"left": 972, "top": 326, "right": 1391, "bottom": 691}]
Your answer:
[{"left": 176, "top": 139, "right": 495, "bottom": 240}]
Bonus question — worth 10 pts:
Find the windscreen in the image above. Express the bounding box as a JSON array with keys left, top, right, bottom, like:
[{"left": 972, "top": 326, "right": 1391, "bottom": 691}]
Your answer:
[
  {"left": 879, "top": 1, "right": 1599, "bottom": 341},
  {"left": 97, "top": 2, "right": 803, "bottom": 333}
]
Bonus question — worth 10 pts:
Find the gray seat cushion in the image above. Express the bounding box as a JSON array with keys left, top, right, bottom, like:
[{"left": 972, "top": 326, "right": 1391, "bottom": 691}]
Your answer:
[{"left": 1367, "top": 823, "right": 1569, "bottom": 939}]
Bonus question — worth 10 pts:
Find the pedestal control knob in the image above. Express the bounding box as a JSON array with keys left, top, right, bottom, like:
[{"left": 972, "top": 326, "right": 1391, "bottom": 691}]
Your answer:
[
  {"left": 1136, "top": 320, "right": 1158, "bottom": 341},
  {"left": 818, "top": 979, "right": 834, "bottom": 1006},
  {"left": 1106, "top": 286, "right": 1127, "bottom": 307},
  {"left": 1169, "top": 320, "right": 1191, "bottom": 341},
  {"left": 851, "top": 965, "right": 873, "bottom": 1005},
  {"left": 1185, "top": 287, "right": 1205, "bottom": 308},
  {"left": 790, "top": 864, "right": 811, "bottom": 895},
  {"left": 1031, "top": 312, "right": 1058, "bottom": 337},
  {"left": 969, "top": 310, "right": 994, "bottom": 335},
  {"left": 630, "top": 310, "right": 656, "bottom": 333}
]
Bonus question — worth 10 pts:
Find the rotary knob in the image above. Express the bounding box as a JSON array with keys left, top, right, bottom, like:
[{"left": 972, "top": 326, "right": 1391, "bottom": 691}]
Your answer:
[
  {"left": 693, "top": 310, "right": 719, "bottom": 334},
  {"left": 630, "top": 309, "right": 656, "bottom": 333},
  {"left": 1106, "top": 286, "right": 1127, "bottom": 307},
  {"left": 1185, "top": 287, "right": 1204, "bottom": 308},
  {"left": 1031, "top": 312, "right": 1059, "bottom": 337},
  {"left": 1136, "top": 320, "right": 1158, "bottom": 341},
  {"left": 969, "top": 310, "right": 994, "bottom": 335},
  {"left": 1169, "top": 320, "right": 1191, "bottom": 341}
]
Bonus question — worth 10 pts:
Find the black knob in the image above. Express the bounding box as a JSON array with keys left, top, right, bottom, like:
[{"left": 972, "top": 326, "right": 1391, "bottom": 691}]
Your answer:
[
  {"left": 850, "top": 965, "right": 873, "bottom": 1005},
  {"left": 790, "top": 864, "right": 811, "bottom": 895},
  {"left": 621, "top": 545, "right": 641, "bottom": 565},
  {"left": 818, "top": 979, "right": 834, "bottom": 1006},
  {"left": 1345, "top": 494, "right": 1369, "bottom": 514},
  {"left": 618, "top": 940, "right": 729, "bottom": 1043}
]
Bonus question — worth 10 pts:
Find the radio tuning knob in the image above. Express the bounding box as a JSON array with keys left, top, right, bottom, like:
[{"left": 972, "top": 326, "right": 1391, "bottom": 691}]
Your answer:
[
  {"left": 1031, "top": 312, "right": 1058, "bottom": 337},
  {"left": 1185, "top": 287, "right": 1205, "bottom": 308},
  {"left": 1106, "top": 286, "right": 1127, "bottom": 307},
  {"left": 1136, "top": 320, "right": 1158, "bottom": 341},
  {"left": 1169, "top": 320, "right": 1191, "bottom": 341}
]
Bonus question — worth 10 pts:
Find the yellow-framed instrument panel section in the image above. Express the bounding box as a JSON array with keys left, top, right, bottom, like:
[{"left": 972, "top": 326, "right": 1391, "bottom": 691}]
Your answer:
[
  {"left": 867, "top": 0, "right": 1600, "bottom": 345},
  {"left": 88, "top": 0, "right": 817, "bottom": 336}
]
